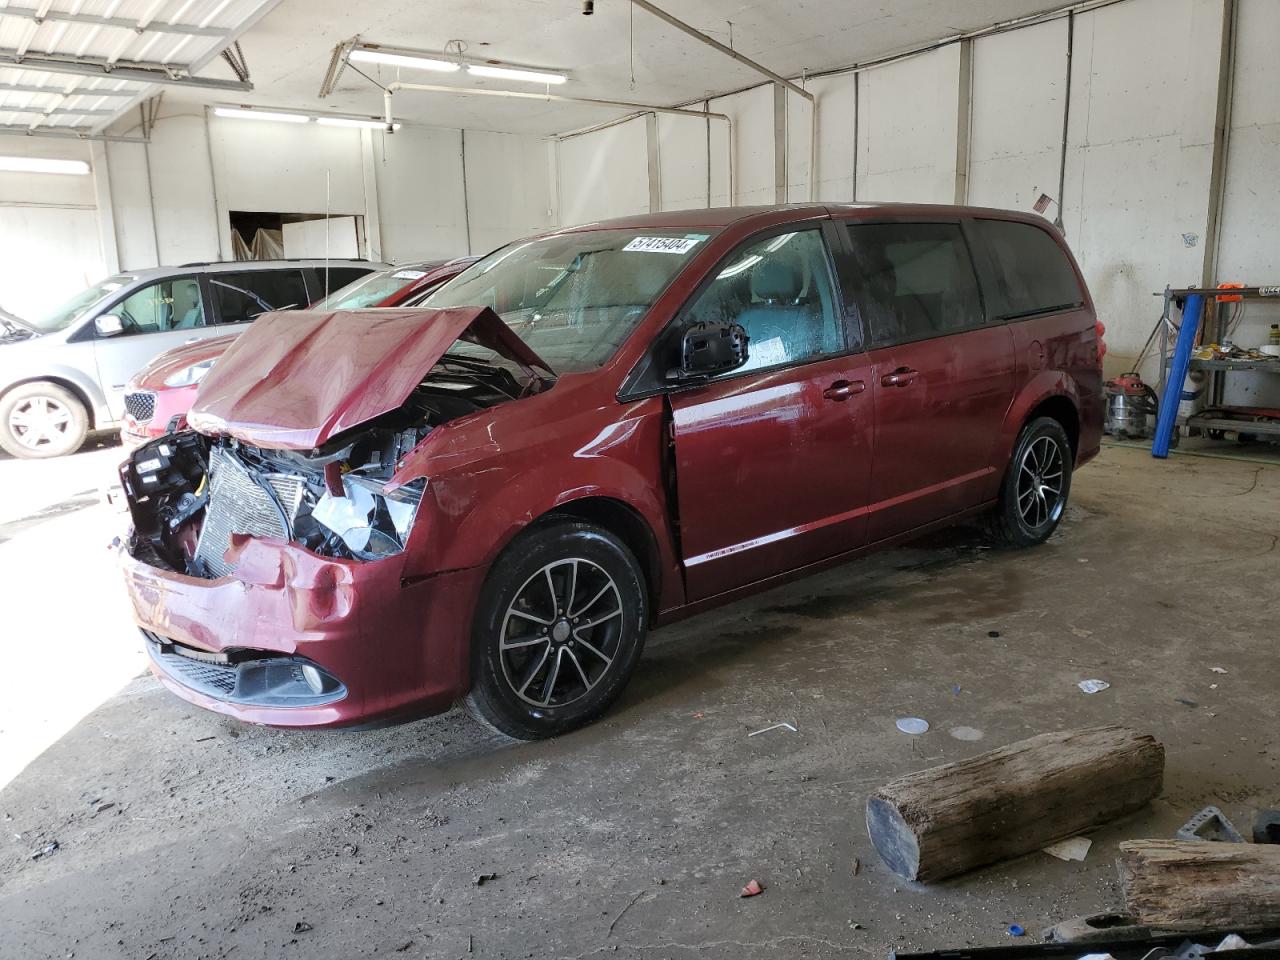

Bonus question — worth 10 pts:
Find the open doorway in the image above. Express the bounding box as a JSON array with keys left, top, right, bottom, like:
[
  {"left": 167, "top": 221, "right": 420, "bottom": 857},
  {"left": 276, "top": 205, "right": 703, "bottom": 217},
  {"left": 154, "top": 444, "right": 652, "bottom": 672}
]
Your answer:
[{"left": 228, "top": 212, "right": 366, "bottom": 261}]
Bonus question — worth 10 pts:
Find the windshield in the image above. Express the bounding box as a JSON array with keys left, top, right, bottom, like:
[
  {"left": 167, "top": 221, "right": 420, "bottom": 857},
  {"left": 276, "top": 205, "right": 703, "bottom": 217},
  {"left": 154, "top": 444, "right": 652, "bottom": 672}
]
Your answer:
[
  {"left": 314, "top": 264, "right": 441, "bottom": 310},
  {"left": 29, "top": 275, "right": 134, "bottom": 334},
  {"left": 423, "top": 229, "right": 713, "bottom": 373}
]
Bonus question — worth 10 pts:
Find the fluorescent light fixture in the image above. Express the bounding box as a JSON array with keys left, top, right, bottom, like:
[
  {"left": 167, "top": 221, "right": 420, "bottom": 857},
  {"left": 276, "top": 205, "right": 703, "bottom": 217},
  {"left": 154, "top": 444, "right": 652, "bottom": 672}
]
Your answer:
[
  {"left": 466, "top": 63, "right": 567, "bottom": 85},
  {"left": 350, "top": 48, "right": 460, "bottom": 72},
  {"left": 0, "top": 156, "right": 89, "bottom": 175},
  {"left": 316, "top": 116, "right": 402, "bottom": 130},
  {"left": 214, "top": 107, "right": 309, "bottom": 123}
]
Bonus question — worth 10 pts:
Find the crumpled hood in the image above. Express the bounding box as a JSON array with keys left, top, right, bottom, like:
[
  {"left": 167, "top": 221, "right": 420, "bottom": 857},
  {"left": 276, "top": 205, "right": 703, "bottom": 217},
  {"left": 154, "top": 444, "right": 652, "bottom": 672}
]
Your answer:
[{"left": 187, "top": 307, "right": 551, "bottom": 450}]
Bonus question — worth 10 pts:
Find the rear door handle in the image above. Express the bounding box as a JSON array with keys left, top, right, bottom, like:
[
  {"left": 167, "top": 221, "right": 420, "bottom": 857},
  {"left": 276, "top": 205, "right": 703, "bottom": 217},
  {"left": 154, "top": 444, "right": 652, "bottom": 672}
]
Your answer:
[
  {"left": 822, "top": 379, "right": 866, "bottom": 401},
  {"left": 880, "top": 367, "right": 918, "bottom": 388}
]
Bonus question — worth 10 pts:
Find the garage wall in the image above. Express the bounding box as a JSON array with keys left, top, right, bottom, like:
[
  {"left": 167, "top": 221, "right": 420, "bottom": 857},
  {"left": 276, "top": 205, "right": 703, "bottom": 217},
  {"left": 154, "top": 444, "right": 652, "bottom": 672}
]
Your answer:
[
  {"left": 0, "top": 137, "right": 107, "bottom": 319},
  {"left": 556, "top": 115, "right": 649, "bottom": 225},
  {"left": 463, "top": 130, "right": 555, "bottom": 256}
]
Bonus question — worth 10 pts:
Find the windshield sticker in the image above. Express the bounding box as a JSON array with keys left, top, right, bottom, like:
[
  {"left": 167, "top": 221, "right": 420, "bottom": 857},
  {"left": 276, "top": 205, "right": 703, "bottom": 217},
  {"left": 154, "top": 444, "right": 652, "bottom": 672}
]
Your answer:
[
  {"left": 623, "top": 236, "right": 701, "bottom": 255},
  {"left": 393, "top": 270, "right": 427, "bottom": 280}
]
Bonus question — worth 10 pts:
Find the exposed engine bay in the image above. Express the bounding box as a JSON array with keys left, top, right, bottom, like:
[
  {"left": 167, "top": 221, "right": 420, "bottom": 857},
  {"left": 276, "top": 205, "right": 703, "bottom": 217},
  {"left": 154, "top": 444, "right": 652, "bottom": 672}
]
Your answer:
[{"left": 122, "top": 360, "right": 529, "bottom": 577}]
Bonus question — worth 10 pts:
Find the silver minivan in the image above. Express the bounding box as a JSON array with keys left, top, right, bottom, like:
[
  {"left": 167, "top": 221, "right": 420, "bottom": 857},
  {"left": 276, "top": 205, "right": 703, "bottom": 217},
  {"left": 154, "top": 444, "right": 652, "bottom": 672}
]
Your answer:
[{"left": 0, "top": 260, "right": 380, "bottom": 459}]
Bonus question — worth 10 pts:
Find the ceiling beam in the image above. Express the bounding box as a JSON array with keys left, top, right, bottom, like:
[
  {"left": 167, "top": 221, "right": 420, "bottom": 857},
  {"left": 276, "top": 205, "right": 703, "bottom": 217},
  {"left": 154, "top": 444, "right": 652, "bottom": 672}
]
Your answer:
[
  {"left": 0, "top": 49, "right": 252, "bottom": 91},
  {"left": 0, "top": 123, "right": 147, "bottom": 142},
  {"left": 0, "top": 104, "right": 115, "bottom": 116},
  {"left": 0, "top": 6, "right": 231, "bottom": 39},
  {"left": 0, "top": 81, "right": 137, "bottom": 98}
]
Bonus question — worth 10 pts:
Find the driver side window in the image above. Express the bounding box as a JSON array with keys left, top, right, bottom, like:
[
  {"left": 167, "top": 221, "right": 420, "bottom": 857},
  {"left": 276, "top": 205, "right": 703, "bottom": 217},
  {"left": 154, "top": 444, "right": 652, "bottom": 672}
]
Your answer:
[
  {"left": 109, "top": 277, "right": 205, "bottom": 337},
  {"left": 684, "top": 229, "right": 843, "bottom": 374}
]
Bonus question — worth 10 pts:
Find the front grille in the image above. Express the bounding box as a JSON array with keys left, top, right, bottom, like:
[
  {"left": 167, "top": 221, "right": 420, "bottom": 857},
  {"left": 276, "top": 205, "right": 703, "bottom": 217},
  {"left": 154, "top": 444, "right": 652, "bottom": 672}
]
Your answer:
[
  {"left": 124, "top": 390, "right": 156, "bottom": 423},
  {"left": 143, "top": 631, "right": 237, "bottom": 696},
  {"left": 193, "top": 446, "right": 306, "bottom": 578}
]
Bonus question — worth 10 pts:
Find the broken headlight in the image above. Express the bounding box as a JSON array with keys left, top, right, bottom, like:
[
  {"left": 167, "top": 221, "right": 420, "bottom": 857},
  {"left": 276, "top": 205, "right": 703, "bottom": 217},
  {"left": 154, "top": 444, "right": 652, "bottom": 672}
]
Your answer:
[{"left": 311, "top": 474, "right": 423, "bottom": 560}]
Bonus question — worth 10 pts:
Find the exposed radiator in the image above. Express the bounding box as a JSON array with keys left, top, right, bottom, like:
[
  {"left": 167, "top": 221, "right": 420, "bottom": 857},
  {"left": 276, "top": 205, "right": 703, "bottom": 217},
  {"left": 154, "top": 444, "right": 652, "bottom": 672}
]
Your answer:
[{"left": 193, "top": 446, "right": 306, "bottom": 578}]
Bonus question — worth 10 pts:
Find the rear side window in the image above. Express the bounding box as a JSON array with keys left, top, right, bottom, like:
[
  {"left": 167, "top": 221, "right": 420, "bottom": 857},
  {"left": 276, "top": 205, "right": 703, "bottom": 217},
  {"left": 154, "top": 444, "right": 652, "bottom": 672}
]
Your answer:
[
  {"left": 972, "top": 219, "right": 1084, "bottom": 319},
  {"left": 844, "top": 222, "right": 983, "bottom": 346},
  {"left": 211, "top": 270, "right": 308, "bottom": 324}
]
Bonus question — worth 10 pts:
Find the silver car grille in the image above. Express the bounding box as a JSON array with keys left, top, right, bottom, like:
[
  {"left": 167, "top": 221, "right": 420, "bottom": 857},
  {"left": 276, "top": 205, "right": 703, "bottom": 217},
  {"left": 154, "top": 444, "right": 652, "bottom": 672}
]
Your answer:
[
  {"left": 193, "top": 446, "right": 307, "bottom": 579},
  {"left": 124, "top": 390, "right": 156, "bottom": 423}
]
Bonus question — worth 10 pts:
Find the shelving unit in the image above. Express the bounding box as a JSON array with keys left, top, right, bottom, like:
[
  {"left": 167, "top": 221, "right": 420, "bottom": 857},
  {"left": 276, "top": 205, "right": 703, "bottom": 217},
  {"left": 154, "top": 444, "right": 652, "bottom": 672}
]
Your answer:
[{"left": 1159, "top": 287, "right": 1280, "bottom": 441}]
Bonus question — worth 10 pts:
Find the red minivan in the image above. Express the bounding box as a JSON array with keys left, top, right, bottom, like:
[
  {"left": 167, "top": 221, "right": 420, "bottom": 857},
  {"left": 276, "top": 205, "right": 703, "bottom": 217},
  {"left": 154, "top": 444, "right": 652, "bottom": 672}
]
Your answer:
[{"left": 119, "top": 204, "right": 1102, "bottom": 739}]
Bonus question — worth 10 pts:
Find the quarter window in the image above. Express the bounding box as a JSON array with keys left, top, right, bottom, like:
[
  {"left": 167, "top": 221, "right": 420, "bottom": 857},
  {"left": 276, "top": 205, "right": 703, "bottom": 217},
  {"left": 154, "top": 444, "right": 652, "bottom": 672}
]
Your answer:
[
  {"left": 108, "top": 277, "right": 204, "bottom": 336},
  {"left": 683, "top": 229, "right": 843, "bottom": 374},
  {"left": 972, "top": 219, "right": 1084, "bottom": 319},
  {"left": 845, "top": 222, "right": 983, "bottom": 346}
]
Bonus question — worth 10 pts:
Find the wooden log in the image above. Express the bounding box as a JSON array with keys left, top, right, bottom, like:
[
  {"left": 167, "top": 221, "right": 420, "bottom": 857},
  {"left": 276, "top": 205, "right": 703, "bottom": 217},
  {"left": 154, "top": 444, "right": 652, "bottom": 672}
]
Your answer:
[
  {"left": 1118, "top": 839, "right": 1280, "bottom": 929},
  {"left": 866, "top": 725, "right": 1164, "bottom": 882}
]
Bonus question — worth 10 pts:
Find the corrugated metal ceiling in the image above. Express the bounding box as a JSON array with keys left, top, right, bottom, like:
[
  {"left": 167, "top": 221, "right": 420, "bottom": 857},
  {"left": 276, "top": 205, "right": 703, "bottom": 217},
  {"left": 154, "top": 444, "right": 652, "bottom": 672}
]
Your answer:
[{"left": 0, "top": 0, "right": 278, "bottom": 134}]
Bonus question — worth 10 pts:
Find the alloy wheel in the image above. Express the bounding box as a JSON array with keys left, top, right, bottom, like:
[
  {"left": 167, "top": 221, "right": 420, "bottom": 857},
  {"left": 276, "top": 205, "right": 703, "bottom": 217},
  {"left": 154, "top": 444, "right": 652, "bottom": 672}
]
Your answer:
[
  {"left": 9, "top": 395, "right": 73, "bottom": 452},
  {"left": 1016, "top": 435, "right": 1065, "bottom": 528},
  {"left": 499, "top": 558, "right": 624, "bottom": 708}
]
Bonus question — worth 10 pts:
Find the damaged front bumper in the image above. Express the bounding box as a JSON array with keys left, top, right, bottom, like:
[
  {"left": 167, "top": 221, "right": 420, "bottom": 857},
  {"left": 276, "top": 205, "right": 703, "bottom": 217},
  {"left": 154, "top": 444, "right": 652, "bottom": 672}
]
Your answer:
[{"left": 120, "top": 535, "right": 484, "bottom": 728}]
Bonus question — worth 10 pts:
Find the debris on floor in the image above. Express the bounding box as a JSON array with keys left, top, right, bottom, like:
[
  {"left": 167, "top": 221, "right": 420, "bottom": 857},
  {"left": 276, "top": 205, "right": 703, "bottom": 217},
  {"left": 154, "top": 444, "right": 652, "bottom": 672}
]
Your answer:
[
  {"left": 1175, "top": 806, "right": 1245, "bottom": 843},
  {"left": 739, "top": 879, "right": 764, "bottom": 898},
  {"left": 895, "top": 717, "right": 929, "bottom": 735},
  {"left": 1006, "top": 924, "right": 1025, "bottom": 937},
  {"left": 1078, "top": 679, "right": 1111, "bottom": 694},
  {"left": 1041, "top": 912, "right": 1149, "bottom": 944},
  {"left": 1043, "top": 836, "right": 1093, "bottom": 861},
  {"left": 474, "top": 873, "right": 498, "bottom": 886},
  {"left": 30, "top": 840, "right": 58, "bottom": 860},
  {"left": 747, "top": 721, "right": 796, "bottom": 737},
  {"left": 949, "top": 726, "right": 984, "bottom": 742},
  {"left": 866, "top": 726, "right": 1163, "bottom": 882}
]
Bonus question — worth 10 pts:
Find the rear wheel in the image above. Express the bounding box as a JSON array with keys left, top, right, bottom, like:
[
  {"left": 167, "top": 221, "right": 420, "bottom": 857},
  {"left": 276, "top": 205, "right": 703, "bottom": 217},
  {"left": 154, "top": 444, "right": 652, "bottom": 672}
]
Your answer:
[
  {"left": 463, "top": 520, "right": 649, "bottom": 740},
  {"left": 987, "top": 416, "right": 1073, "bottom": 547},
  {"left": 0, "top": 382, "right": 89, "bottom": 459}
]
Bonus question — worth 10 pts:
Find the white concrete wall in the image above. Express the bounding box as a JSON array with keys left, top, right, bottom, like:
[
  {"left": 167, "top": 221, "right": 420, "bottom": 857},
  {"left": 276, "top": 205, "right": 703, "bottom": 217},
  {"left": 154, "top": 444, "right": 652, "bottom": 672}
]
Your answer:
[
  {"left": 968, "top": 18, "right": 1068, "bottom": 213},
  {"left": 372, "top": 125, "right": 469, "bottom": 262},
  {"left": 856, "top": 45, "right": 962, "bottom": 203},
  {"left": 0, "top": 138, "right": 106, "bottom": 319},
  {"left": 463, "top": 130, "right": 554, "bottom": 256},
  {"left": 556, "top": 116, "right": 649, "bottom": 225}
]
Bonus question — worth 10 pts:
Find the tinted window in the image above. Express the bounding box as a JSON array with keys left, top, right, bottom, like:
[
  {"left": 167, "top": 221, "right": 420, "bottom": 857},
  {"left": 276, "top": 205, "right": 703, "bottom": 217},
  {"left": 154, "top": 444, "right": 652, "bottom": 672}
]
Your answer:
[
  {"left": 973, "top": 219, "right": 1083, "bottom": 319},
  {"left": 311, "top": 266, "right": 371, "bottom": 300},
  {"left": 109, "top": 277, "right": 204, "bottom": 336},
  {"left": 211, "top": 270, "right": 308, "bottom": 325},
  {"left": 683, "top": 229, "right": 843, "bottom": 374},
  {"left": 845, "top": 222, "right": 983, "bottom": 346}
]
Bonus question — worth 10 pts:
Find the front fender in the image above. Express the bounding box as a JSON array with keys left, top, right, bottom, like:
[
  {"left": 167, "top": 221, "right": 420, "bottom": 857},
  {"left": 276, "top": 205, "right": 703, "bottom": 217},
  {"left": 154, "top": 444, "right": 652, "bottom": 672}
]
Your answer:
[
  {"left": 0, "top": 359, "right": 109, "bottom": 427},
  {"left": 394, "top": 397, "right": 680, "bottom": 603}
]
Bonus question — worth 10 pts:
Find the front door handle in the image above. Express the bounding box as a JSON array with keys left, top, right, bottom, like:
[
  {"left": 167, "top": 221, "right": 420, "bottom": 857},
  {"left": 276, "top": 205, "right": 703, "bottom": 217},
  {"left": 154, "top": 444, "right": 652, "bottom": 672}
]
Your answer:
[
  {"left": 880, "top": 367, "right": 918, "bottom": 388},
  {"left": 184, "top": 337, "right": 200, "bottom": 344},
  {"left": 822, "top": 379, "right": 866, "bottom": 401}
]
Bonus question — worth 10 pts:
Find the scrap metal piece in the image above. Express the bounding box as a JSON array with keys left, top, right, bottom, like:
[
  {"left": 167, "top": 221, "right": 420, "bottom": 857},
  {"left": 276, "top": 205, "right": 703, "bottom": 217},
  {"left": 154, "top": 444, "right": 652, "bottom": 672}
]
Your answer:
[{"left": 1175, "top": 805, "right": 1245, "bottom": 843}]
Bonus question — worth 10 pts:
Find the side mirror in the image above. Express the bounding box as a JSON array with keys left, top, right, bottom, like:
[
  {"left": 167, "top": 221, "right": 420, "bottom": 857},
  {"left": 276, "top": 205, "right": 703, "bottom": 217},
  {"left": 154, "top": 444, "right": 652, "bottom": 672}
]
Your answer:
[
  {"left": 95, "top": 313, "right": 124, "bottom": 337},
  {"left": 669, "top": 321, "right": 749, "bottom": 381}
]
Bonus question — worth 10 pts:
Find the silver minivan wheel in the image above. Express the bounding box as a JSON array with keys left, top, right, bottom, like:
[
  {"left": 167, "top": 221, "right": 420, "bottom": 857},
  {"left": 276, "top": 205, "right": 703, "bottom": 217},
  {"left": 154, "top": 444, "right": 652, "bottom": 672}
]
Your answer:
[{"left": 0, "top": 382, "right": 90, "bottom": 459}]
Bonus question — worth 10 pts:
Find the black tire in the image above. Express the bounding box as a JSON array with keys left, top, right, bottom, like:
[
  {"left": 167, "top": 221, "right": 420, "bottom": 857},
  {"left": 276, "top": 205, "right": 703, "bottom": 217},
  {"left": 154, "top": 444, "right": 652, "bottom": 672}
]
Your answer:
[
  {"left": 463, "top": 520, "right": 649, "bottom": 740},
  {"left": 0, "top": 381, "right": 89, "bottom": 459},
  {"left": 987, "top": 416, "right": 1073, "bottom": 548}
]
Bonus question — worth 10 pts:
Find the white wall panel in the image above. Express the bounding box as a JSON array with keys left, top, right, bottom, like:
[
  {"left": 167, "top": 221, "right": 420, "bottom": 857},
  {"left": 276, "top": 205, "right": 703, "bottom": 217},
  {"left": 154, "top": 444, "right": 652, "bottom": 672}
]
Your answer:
[
  {"left": 464, "top": 131, "right": 553, "bottom": 256},
  {"left": 856, "top": 46, "right": 961, "bottom": 203},
  {"left": 968, "top": 18, "right": 1068, "bottom": 214},
  {"left": 0, "top": 138, "right": 103, "bottom": 318},
  {"left": 710, "top": 85, "right": 776, "bottom": 205},
  {"left": 1060, "top": 0, "right": 1221, "bottom": 370},
  {"left": 797, "top": 73, "right": 857, "bottom": 203},
  {"left": 656, "top": 113, "right": 710, "bottom": 211},
  {"left": 149, "top": 114, "right": 221, "bottom": 266},
  {"left": 557, "top": 116, "right": 649, "bottom": 226},
  {"left": 373, "top": 126, "right": 469, "bottom": 262}
]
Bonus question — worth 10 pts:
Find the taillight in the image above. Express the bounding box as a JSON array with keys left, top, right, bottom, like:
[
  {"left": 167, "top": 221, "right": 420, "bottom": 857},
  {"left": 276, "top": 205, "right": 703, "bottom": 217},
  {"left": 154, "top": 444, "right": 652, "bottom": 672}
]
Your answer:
[{"left": 1095, "top": 320, "right": 1107, "bottom": 361}]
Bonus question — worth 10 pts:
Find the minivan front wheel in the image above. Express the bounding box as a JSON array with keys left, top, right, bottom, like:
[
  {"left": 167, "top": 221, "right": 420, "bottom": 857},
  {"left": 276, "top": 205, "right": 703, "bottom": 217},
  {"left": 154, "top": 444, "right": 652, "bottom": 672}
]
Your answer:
[
  {"left": 988, "top": 416, "right": 1073, "bottom": 547},
  {"left": 0, "top": 382, "right": 89, "bottom": 459},
  {"left": 463, "top": 520, "right": 649, "bottom": 740}
]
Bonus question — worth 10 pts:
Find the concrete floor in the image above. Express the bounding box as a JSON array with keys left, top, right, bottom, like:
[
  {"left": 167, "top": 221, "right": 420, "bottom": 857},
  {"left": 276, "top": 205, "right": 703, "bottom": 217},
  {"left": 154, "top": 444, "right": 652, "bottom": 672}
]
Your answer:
[{"left": 1, "top": 439, "right": 1278, "bottom": 960}]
